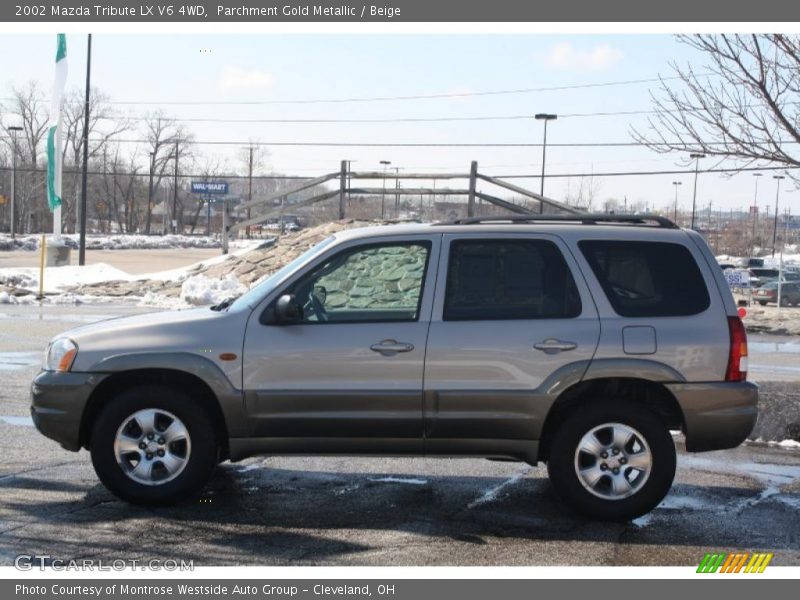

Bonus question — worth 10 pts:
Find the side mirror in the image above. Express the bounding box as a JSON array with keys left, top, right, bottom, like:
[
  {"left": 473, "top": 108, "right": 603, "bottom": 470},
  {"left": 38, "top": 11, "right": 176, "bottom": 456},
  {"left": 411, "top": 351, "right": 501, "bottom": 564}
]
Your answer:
[{"left": 274, "top": 294, "right": 303, "bottom": 324}]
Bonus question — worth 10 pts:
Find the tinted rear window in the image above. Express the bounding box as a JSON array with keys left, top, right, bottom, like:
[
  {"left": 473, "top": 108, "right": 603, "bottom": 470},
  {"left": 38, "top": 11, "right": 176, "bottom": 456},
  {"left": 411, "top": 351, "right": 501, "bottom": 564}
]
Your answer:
[
  {"left": 579, "top": 240, "right": 710, "bottom": 317},
  {"left": 444, "top": 239, "right": 581, "bottom": 321}
]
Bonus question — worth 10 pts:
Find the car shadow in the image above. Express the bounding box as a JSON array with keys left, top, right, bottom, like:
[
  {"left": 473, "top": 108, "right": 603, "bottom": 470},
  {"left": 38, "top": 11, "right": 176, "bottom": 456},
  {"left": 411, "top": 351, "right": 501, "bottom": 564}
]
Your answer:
[{"left": 1, "top": 461, "right": 798, "bottom": 565}]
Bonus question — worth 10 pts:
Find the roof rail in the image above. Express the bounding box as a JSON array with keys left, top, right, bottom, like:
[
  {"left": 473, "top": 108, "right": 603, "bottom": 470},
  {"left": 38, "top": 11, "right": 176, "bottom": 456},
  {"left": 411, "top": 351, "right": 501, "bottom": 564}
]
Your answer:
[{"left": 436, "top": 213, "right": 679, "bottom": 229}]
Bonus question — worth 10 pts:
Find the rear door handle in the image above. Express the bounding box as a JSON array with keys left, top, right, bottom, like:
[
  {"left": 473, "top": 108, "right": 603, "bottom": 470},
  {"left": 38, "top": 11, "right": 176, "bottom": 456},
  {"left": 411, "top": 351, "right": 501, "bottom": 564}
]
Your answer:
[
  {"left": 533, "top": 338, "right": 578, "bottom": 354},
  {"left": 370, "top": 340, "right": 415, "bottom": 355}
]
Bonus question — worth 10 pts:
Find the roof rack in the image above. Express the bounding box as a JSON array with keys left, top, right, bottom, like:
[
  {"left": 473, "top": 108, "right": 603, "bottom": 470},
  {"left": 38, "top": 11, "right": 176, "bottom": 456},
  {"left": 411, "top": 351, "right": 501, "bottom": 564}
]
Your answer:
[{"left": 436, "top": 213, "right": 679, "bottom": 229}]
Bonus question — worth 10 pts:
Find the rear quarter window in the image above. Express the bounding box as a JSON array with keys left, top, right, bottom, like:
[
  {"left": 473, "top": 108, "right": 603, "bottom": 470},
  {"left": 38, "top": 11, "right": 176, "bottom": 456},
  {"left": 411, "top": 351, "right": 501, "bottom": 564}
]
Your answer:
[{"left": 578, "top": 240, "right": 710, "bottom": 317}]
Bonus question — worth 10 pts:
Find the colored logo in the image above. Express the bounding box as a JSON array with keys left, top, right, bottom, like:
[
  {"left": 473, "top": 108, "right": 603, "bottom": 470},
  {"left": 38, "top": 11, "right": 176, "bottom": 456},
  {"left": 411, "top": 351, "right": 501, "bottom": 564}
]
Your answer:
[{"left": 697, "top": 552, "right": 773, "bottom": 573}]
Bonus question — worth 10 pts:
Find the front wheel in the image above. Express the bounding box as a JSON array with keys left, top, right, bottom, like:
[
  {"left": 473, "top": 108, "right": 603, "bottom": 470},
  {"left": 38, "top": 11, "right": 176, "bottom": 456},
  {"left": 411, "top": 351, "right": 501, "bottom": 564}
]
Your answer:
[
  {"left": 547, "top": 401, "right": 676, "bottom": 520},
  {"left": 90, "top": 384, "right": 218, "bottom": 505}
]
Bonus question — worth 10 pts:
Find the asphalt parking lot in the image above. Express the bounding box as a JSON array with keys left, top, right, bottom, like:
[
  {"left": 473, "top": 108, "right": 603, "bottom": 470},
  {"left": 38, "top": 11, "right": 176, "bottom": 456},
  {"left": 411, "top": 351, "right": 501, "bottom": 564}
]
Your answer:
[{"left": 1, "top": 304, "right": 799, "bottom": 566}]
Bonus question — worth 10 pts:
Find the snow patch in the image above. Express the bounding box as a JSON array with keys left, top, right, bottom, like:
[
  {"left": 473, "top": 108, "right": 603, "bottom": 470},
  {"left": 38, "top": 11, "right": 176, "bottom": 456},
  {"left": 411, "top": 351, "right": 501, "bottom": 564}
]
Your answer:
[
  {"left": 370, "top": 477, "right": 428, "bottom": 486},
  {"left": 180, "top": 274, "right": 247, "bottom": 306}
]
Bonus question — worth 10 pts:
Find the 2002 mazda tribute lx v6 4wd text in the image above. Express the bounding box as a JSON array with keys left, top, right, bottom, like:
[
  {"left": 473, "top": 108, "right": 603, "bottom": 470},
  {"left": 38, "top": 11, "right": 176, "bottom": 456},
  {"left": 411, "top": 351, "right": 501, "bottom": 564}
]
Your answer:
[{"left": 31, "top": 214, "right": 758, "bottom": 519}]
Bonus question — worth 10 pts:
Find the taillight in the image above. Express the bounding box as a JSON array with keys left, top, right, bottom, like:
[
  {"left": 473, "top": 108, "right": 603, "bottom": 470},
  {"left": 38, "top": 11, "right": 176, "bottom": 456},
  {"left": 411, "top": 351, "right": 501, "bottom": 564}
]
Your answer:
[{"left": 725, "top": 316, "right": 748, "bottom": 382}]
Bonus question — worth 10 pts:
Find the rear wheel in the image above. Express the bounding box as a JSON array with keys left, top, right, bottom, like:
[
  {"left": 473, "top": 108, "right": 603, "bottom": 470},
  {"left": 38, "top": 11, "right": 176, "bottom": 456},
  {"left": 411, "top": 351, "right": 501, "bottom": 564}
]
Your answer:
[
  {"left": 90, "top": 384, "right": 218, "bottom": 505},
  {"left": 547, "top": 401, "right": 676, "bottom": 520},
  {"left": 759, "top": 301, "right": 767, "bottom": 306}
]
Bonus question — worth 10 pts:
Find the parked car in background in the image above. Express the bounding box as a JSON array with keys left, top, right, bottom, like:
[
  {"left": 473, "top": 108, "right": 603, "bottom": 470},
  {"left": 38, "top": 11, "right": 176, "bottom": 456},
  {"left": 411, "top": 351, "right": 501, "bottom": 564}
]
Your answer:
[
  {"left": 749, "top": 268, "right": 780, "bottom": 287},
  {"left": 738, "top": 257, "right": 765, "bottom": 268},
  {"left": 755, "top": 282, "right": 800, "bottom": 306}
]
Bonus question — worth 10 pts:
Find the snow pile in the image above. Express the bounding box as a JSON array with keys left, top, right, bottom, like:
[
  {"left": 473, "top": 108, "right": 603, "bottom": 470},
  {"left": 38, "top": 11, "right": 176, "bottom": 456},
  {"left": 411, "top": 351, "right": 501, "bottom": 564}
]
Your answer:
[
  {"left": 0, "top": 263, "right": 131, "bottom": 294},
  {"left": 180, "top": 273, "right": 246, "bottom": 306},
  {"left": 0, "top": 233, "right": 263, "bottom": 252}
]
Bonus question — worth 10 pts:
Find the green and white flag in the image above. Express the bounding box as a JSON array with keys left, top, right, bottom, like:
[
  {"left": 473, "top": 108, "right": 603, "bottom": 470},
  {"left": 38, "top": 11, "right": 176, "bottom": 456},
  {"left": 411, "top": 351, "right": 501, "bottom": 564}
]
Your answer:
[{"left": 46, "top": 34, "right": 67, "bottom": 222}]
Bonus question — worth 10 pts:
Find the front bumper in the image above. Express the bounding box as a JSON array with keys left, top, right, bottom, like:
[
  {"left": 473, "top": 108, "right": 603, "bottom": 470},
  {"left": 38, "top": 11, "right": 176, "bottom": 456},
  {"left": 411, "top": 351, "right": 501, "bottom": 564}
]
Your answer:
[
  {"left": 666, "top": 381, "right": 759, "bottom": 452},
  {"left": 30, "top": 370, "right": 106, "bottom": 451}
]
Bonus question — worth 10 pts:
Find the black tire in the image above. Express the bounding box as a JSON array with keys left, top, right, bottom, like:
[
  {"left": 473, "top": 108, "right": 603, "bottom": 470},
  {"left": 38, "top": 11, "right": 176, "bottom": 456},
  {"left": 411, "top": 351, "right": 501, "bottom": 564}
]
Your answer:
[
  {"left": 759, "top": 301, "right": 767, "bottom": 306},
  {"left": 780, "top": 296, "right": 790, "bottom": 307},
  {"left": 90, "top": 384, "right": 218, "bottom": 506},
  {"left": 546, "top": 401, "right": 676, "bottom": 520}
]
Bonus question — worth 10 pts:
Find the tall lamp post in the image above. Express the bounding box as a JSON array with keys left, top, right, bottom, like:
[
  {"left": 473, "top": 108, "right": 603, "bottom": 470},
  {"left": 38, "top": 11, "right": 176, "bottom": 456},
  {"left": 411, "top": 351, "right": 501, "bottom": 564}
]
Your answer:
[
  {"left": 535, "top": 113, "right": 557, "bottom": 211},
  {"left": 689, "top": 153, "right": 705, "bottom": 230},
  {"left": 379, "top": 160, "right": 391, "bottom": 219},
  {"left": 7, "top": 125, "right": 22, "bottom": 239},
  {"left": 772, "top": 175, "right": 785, "bottom": 256},
  {"left": 671, "top": 181, "right": 682, "bottom": 223}
]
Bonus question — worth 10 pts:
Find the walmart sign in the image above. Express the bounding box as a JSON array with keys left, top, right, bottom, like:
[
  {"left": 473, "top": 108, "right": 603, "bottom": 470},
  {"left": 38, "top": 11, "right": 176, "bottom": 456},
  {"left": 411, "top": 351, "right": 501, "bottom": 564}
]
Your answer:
[{"left": 191, "top": 181, "right": 229, "bottom": 194}]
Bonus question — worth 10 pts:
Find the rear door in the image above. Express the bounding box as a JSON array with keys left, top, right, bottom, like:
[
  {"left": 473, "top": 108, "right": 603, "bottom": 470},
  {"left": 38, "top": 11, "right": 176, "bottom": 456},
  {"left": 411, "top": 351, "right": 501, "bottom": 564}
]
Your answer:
[{"left": 423, "top": 233, "right": 601, "bottom": 450}]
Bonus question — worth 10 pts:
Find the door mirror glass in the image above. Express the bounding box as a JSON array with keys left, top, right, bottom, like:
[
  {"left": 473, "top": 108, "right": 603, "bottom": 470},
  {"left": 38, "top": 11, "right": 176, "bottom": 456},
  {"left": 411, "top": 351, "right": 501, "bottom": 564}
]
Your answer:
[{"left": 274, "top": 294, "right": 303, "bottom": 323}]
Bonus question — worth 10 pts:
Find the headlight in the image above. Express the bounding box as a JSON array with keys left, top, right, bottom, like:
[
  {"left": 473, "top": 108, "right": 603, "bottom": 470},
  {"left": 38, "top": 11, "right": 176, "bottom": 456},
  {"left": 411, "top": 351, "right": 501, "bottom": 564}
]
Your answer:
[{"left": 44, "top": 338, "right": 78, "bottom": 372}]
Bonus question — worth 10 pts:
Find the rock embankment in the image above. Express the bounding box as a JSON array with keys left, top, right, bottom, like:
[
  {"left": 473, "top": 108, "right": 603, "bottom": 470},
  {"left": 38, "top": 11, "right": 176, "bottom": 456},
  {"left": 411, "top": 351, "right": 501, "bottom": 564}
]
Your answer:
[{"left": 69, "top": 220, "right": 370, "bottom": 299}]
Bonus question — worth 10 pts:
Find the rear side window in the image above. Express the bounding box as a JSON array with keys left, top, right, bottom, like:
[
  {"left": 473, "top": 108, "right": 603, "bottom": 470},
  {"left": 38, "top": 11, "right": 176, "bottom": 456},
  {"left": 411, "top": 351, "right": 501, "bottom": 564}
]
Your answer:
[
  {"left": 444, "top": 239, "right": 581, "bottom": 321},
  {"left": 579, "top": 240, "right": 710, "bottom": 317}
]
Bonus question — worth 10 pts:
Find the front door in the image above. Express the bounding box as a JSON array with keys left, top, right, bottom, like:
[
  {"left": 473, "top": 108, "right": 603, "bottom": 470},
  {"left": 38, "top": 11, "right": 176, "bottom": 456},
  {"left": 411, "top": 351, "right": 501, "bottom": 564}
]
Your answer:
[{"left": 242, "top": 235, "right": 439, "bottom": 453}]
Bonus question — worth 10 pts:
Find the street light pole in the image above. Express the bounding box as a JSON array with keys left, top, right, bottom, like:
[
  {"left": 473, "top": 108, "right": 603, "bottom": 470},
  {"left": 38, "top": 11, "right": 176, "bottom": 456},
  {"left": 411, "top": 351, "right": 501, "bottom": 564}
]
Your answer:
[
  {"left": 672, "top": 181, "right": 682, "bottom": 223},
  {"left": 7, "top": 126, "right": 22, "bottom": 240},
  {"left": 379, "top": 160, "right": 390, "bottom": 219},
  {"left": 535, "top": 113, "right": 557, "bottom": 212},
  {"left": 689, "top": 153, "right": 705, "bottom": 230},
  {"left": 78, "top": 33, "right": 92, "bottom": 266},
  {"left": 772, "top": 175, "right": 785, "bottom": 256}
]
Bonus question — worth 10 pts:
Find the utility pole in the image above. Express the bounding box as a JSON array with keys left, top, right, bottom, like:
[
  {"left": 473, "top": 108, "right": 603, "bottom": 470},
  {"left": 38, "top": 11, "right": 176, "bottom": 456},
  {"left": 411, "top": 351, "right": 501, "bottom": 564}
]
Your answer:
[
  {"left": 751, "top": 173, "right": 762, "bottom": 256},
  {"left": 379, "top": 160, "right": 390, "bottom": 219},
  {"left": 689, "top": 153, "right": 705, "bottom": 230},
  {"left": 7, "top": 126, "right": 22, "bottom": 240},
  {"left": 146, "top": 151, "right": 155, "bottom": 235},
  {"left": 172, "top": 139, "right": 179, "bottom": 234},
  {"left": 772, "top": 175, "right": 785, "bottom": 256},
  {"left": 672, "top": 181, "right": 682, "bottom": 223},
  {"left": 535, "top": 113, "right": 557, "bottom": 210},
  {"left": 246, "top": 145, "right": 253, "bottom": 238},
  {"left": 78, "top": 34, "right": 91, "bottom": 266}
]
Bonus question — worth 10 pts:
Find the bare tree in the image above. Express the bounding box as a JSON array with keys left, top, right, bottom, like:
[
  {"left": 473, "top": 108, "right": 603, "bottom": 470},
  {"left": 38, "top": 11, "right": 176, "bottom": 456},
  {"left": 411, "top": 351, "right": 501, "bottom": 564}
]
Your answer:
[
  {"left": 634, "top": 35, "right": 800, "bottom": 174},
  {"left": 142, "top": 112, "right": 193, "bottom": 233},
  {"left": 188, "top": 154, "right": 227, "bottom": 234},
  {"left": 61, "top": 88, "right": 129, "bottom": 232},
  {"left": 564, "top": 173, "right": 602, "bottom": 210},
  {"left": 1, "top": 82, "right": 49, "bottom": 232}
]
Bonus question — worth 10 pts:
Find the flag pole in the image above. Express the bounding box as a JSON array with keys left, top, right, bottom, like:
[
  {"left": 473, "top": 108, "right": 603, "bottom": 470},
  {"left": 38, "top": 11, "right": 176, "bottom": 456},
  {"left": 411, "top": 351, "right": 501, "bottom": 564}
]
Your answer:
[{"left": 46, "top": 33, "right": 68, "bottom": 244}]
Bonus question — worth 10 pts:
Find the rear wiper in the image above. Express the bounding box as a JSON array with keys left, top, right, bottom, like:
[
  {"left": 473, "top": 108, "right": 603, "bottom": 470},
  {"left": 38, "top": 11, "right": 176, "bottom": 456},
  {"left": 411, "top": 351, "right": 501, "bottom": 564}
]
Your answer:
[{"left": 210, "top": 296, "right": 239, "bottom": 311}]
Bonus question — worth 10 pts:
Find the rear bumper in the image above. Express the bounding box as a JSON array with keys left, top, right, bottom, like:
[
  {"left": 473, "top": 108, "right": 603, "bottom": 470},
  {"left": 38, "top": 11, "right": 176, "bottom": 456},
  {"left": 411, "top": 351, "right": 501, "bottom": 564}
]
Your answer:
[
  {"left": 666, "top": 381, "right": 758, "bottom": 452},
  {"left": 30, "top": 370, "right": 106, "bottom": 452}
]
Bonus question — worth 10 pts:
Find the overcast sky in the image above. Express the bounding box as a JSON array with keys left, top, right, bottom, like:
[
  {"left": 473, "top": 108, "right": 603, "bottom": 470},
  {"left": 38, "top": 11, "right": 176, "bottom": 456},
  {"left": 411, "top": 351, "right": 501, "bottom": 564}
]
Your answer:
[{"left": 0, "top": 33, "right": 795, "bottom": 213}]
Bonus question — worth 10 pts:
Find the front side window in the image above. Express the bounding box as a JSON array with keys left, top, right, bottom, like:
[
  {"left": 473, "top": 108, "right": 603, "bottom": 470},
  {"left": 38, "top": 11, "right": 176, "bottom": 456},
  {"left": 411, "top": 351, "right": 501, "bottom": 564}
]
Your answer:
[
  {"left": 443, "top": 239, "right": 582, "bottom": 321},
  {"left": 579, "top": 240, "right": 710, "bottom": 317},
  {"left": 286, "top": 242, "right": 431, "bottom": 323}
]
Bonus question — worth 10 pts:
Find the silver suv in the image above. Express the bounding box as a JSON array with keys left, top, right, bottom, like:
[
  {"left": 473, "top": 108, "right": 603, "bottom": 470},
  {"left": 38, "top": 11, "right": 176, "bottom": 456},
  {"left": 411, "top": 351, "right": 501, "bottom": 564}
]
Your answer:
[{"left": 31, "top": 215, "right": 757, "bottom": 520}]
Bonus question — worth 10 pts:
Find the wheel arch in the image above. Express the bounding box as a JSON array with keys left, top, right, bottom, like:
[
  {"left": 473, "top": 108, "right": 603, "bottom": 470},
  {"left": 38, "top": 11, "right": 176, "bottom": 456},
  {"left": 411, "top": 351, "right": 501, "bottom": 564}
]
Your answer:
[
  {"left": 80, "top": 368, "right": 231, "bottom": 461},
  {"left": 538, "top": 376, "right": 685, "bottom": 462}
]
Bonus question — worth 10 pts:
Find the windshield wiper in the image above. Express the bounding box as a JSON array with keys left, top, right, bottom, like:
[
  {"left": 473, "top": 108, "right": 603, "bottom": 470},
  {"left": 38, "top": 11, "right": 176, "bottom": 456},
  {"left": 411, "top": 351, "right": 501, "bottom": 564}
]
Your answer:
[{"left": 210, "top": 296, "right": 239, "bottom": 311}]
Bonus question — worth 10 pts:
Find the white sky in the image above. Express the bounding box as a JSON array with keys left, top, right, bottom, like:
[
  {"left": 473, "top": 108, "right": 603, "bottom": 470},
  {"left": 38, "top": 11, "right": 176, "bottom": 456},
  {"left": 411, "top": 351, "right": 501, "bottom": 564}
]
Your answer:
[{"left": 0, "top": 33, "right": 796, "bottom": 213}]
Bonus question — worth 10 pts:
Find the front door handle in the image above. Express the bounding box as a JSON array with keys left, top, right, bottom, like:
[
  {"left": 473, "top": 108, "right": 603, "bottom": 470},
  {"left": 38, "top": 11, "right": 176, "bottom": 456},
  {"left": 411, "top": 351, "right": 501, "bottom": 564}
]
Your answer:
[
  {"left": 370, "top": 340, "right": 415, "bottom": 355},
  {"left": 534, "top": 338, "right": 578, "bottom": 354}
]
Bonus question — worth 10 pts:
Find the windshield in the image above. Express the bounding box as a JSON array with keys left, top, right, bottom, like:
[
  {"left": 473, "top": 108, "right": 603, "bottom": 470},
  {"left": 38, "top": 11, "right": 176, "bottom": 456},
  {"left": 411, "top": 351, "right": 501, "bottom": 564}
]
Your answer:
[{"left": 229, "top": 236, "right": 336, "bottom": 310}]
